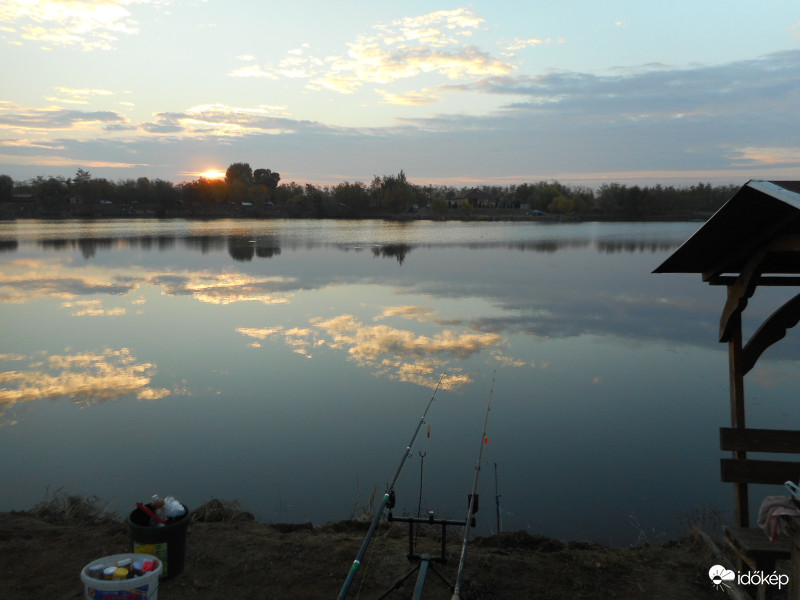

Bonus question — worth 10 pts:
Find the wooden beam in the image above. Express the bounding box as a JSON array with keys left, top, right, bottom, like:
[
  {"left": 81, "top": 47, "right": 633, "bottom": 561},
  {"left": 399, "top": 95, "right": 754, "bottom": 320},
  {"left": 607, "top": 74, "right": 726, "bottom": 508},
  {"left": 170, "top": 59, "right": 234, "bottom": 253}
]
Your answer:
[
  {"left": 721, "top": 428, "right": 800, "bottom": 453},
  {"left": 719, "top": 251, "right": 765, "bottom": 343},
  {"left": 710, "top": 276, "right": 800, "bottom": 287},
  {"left": 742, "top": 293, "right": 800, "bottom": 375},
  {"left": 727, "top": 310, "right": 749, "bottom": 527},
  {"left": 708, "top": 235, "right": 800, "bottom": 287},
  {"left": 766, "top": 234, "right": 800, "bottom": 253},
  {"left": 694, "top": 528, "right": 753, "bottom": 600},
  {"left": 721, "top": 458, "right": 800, "bottom": 485}
]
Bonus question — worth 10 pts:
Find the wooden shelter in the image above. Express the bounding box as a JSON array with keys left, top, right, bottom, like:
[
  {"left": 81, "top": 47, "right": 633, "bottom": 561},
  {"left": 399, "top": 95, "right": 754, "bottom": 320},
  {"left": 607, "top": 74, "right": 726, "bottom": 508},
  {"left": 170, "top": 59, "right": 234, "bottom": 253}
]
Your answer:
[
  {"left": 655, "top": 179, "right": 800, "bottom": 528},
  {"left": 458, "top": 188, "right": 493, "bottom": 208}
]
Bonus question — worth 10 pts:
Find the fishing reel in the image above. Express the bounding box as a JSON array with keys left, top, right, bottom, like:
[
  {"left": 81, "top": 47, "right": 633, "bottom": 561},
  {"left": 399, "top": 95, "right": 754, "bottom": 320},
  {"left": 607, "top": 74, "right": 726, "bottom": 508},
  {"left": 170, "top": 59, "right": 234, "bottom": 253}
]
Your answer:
[
  {"left": 386, "top": 489, "right": 396, "bottom": 518},
  {"left": 468, "top": 493, "right": 479, "bottom": 527}
]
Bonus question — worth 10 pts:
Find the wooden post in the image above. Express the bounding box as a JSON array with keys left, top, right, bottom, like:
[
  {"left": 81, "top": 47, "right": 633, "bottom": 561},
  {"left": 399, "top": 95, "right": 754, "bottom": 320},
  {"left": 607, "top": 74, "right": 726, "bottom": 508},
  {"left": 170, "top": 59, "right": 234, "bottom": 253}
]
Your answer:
[{"left": 728, "top": 306, "right": 748, "bottom": 527}]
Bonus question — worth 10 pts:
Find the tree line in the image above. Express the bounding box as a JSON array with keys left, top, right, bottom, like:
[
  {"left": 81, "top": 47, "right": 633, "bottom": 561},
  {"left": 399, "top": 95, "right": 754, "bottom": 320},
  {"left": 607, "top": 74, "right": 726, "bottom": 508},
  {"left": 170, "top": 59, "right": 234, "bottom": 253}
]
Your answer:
[{"left": 0, "top": 163, "right": 739, "bottom": 220}]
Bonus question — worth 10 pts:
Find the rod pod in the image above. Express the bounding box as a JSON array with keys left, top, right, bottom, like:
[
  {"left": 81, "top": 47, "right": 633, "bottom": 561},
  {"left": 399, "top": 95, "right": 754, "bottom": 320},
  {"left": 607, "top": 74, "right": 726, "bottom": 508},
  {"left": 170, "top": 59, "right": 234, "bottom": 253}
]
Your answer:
[{"left": 336, "top": 374, "right": 445, "bottom": 600}]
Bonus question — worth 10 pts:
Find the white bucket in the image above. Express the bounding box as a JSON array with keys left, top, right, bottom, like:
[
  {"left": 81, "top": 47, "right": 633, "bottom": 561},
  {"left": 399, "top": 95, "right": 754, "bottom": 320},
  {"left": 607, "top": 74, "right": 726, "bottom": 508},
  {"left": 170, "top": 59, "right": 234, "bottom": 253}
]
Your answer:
[{"left": 81, "top": 553, "right": 163, "bottom": 599}]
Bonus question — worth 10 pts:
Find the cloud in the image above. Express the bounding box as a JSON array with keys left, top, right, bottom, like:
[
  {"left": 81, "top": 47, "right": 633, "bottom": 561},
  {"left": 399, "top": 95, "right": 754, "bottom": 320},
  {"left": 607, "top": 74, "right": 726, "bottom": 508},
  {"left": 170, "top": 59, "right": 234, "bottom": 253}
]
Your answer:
[
  {"left": 0, "top": 259, "right": 300, "bottom": 307},
  {"left": 140, "top": 103, "right": 295, "bottom": 137},
  {"left": 447, "top": 51, "right": 800, "bottom": 124},
  {"left": 228, "top": 64, "right": 279, "bottom": 79},
  {"left": 236, "top": 325, "right": 316, "bottom": 357},
  {"left": 493, "top": 354, "right": 529, "bottom": 368},
  {"left": 0, "top": 271, "right": 137, "bottom": 303},
  {"left": 0, "top": 139, "right": 66, "bottom": 150},
  {"left": 236, "top": 8, "right": 513, "bottom": 94},
  {"left": 3, "top": 48, "right": 799, "bottom": 188},
  {"left": 0, "top": 0, "right": 146, "bottom": 51},
  {"left": 314, "top": 313, "right": 502, "bottom": 362},
  {"left": 62, "top": 298, "right": 126, "bottom": 316},
  {"left": 149, "top": 271, "right": 295, "bottom": 305},
  {"left": 44, "top": 87, "right": 115, "bottom": 105},
  {"left": 236, "top": 308, "right": 499, "bottom": 389},
  {"left": 0, "top": 102, "right": 127, "bottom": 132},
  {"left": 236, "top": 326, "right": 284, "bottom": 340},
  {"left": 0, "top": 152, "right": 140, "bottom": 169},
  {"left": 0, "top": 347, "right": 171, "bottom": 415},
  {"left": 376, "top": 305, "right": 435, "bottom": 321},
  {"left": 375, "top": 88, "right": 441, "bottom": 106},
  {"left": 504, "top": 37, "right": 549, "bottom": 52},
  {"left": 729, "top": 146, "right": 800, "bottom": 167}
]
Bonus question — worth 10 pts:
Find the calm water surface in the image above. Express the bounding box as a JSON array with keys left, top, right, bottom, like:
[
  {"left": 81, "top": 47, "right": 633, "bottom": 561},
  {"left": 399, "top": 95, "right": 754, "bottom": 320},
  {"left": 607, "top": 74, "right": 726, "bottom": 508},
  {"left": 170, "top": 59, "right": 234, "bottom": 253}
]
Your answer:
[{"left": 2, "top": 219, "right": 799, "bottom": 546}]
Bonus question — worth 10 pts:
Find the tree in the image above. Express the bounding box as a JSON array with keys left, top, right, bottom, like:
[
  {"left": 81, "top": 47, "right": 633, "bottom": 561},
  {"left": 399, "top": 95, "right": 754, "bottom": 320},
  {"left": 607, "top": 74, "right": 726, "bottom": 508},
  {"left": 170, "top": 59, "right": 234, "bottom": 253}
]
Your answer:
[
  {"left": 548, "top": 194, "right": 574, "bottom": 214},
  {"left": 33, "top": 176, "right": 70, "bottom": 206},
  {"left": 273, "top": 182, "right": 304, "bottom": 206},
  {"left": 225, "top": 163, "right": 253, "bottom": 185},
  {"left": 372, "top": 170, "right": 415, "bottom": 211},
  {"left": 431, "top": 196, "right": 447, "bottom": 214},
  {"left": 253, "top": 168, "right": 280, "bottom": 191},
  {"left": 72, "top": 168, "right": 92, "bottom": 203},
  {"left": 305, "top": 183, "right": 326, "bottom": 217},
  {"left": 0, "top": 174, "right": 12, "bottom": 202},
  {"left": 333, "top": 181, "right": 369, "bottom": 215}
]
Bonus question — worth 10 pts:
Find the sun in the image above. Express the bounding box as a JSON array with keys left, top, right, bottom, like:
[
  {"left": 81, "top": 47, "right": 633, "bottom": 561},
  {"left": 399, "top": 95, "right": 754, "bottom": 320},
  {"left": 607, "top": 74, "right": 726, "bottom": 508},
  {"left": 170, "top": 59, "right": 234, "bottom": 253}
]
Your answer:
[{"left": 199, "top": 169, "right": 225, "bottom": 180}]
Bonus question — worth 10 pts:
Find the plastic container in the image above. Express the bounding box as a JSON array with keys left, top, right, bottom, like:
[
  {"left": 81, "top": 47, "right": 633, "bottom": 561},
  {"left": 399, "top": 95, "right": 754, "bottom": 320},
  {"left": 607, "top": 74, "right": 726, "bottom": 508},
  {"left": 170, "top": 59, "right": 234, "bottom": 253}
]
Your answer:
[
  {"left": 81, "top": 553, "right": 162, "bottom": 600},
  {"left": 128, "top": 503, "right": 189, "bottom": 579}
]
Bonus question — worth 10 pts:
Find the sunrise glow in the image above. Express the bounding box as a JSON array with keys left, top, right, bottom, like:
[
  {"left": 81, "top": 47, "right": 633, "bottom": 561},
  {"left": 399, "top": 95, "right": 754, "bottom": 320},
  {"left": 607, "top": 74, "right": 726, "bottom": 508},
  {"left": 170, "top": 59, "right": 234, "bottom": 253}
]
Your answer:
[
  {"left": 199, "top": 169, "right": 225, "bottom": 180},
  {"left": 0, "top": 3, "right": 799, "bottom": 185}
]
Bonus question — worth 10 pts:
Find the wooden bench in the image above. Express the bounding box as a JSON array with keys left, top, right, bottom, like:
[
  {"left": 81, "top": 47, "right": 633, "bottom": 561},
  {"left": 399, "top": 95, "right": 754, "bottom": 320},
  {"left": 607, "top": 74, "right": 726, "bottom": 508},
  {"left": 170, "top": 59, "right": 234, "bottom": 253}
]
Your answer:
[{"left": 720, "top": 427, "right": 800, "bottom": 598}]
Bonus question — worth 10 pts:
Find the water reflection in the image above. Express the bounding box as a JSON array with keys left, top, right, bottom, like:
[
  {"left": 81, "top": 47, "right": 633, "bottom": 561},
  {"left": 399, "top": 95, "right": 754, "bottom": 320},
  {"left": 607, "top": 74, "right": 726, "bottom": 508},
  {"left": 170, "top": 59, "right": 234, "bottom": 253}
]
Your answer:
[
  {"left": 61, "top": 299, "right": 126, "bottom": 317},
  {"left": 227, "top": 236, "right": 282, "bottom": 262},
  {"left": 2, "top": 219, "right": 757, "bottom": 544},
  {"left": 372, "top": 243, "right": 411, "bottom": 264},
  {"left": 235, "top": 306, "right": 495, "bottom": 389},
  {"left": 149, "top": 272, "right": 294, "bottom": 305},
  {"left": 0, "top": 258, "right": 137, "bottom": 303},
  {"left": 0, "top": 220, "right": 688, "bottom": 263},
  {"left": 0, "top": 348, "right": 172, "bottom": 425},
  {"left": 183, "top": 235, "right": 226, "bottom": 254}
]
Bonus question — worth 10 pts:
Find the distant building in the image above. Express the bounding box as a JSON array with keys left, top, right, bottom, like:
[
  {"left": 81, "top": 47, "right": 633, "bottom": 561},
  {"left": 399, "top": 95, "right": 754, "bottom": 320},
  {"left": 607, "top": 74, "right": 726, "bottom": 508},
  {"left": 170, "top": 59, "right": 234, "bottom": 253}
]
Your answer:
[{"left": 457, "top": 188, "right": 493, "bottom": 208}]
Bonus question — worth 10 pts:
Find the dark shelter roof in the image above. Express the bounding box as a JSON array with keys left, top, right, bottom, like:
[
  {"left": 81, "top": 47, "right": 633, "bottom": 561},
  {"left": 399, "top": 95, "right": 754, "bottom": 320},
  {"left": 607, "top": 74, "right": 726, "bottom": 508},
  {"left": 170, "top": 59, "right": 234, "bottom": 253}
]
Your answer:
[{"left": 654, "top": 180, "right": 800, "bottom": 278}]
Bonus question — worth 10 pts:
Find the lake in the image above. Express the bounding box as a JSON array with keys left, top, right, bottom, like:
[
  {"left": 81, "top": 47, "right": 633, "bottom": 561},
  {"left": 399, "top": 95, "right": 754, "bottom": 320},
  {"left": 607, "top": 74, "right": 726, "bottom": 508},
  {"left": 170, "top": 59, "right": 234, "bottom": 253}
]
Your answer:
[{"left": 2, "top": 218, "right": 799, "bottom": 546}]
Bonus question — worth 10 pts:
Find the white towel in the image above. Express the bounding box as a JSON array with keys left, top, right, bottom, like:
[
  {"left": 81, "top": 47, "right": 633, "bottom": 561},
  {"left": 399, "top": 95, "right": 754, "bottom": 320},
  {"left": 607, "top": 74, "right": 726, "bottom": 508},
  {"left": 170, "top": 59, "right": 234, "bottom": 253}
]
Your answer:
[{"left": 757, "top": 496, "right": 800, "bottom": 541}]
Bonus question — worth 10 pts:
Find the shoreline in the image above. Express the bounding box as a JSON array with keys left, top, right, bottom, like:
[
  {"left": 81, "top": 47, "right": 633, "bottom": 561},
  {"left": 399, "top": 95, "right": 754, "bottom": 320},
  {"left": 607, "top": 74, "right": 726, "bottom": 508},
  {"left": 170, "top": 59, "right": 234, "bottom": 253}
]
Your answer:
[
  {"left": 0, "top": 202, "right": 714, "bottom": 224},
  {"left": 0, "top": 497, "right": 728, "bottom": 599}
]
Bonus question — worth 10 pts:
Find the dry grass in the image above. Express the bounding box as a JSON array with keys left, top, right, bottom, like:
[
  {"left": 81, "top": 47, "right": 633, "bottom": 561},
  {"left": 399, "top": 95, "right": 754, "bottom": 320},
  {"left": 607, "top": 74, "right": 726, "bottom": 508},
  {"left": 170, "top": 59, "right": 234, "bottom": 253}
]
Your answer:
[
  {"left": 190, "top": 498, "right": 255, "bottom": 523},
  {"left": 28, "top": 487, "right": 117, "bottom": 524}
]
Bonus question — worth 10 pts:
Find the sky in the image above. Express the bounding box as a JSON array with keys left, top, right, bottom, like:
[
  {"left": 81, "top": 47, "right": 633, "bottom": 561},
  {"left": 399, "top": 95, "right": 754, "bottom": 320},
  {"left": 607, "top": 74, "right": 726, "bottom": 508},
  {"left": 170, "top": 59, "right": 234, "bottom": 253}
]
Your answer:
[{"left": 1, "top": 0, "right": 799, "bottom": 189}]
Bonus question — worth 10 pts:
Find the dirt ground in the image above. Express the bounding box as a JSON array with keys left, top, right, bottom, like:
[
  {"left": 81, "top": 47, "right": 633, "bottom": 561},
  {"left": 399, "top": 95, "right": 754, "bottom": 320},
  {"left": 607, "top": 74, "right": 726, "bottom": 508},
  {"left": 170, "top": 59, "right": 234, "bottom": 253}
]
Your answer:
[{"left": 0, "top": 498, "right": 734, "bottom": 600}]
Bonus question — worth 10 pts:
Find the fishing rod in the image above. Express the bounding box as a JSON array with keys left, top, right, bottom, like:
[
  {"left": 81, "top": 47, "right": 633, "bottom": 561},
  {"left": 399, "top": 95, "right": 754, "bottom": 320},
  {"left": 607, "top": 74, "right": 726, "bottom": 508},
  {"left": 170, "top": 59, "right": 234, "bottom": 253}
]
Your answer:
[
  {"left": 451, "top": 372, "right": 495, "bottom": 600},
  {"left": 337, "top": 373, "right": 445, "bottom": 600},
  {"left": 494, "top": 462, "right": 501, "bottom": 535}
]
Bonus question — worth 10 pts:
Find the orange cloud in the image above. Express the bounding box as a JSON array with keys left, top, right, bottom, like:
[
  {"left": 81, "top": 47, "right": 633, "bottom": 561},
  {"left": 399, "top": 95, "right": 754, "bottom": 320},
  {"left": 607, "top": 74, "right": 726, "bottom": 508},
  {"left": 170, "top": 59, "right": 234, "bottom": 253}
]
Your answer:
[{"left": 0, "top": 347, "right": 172, "bottom": 423}]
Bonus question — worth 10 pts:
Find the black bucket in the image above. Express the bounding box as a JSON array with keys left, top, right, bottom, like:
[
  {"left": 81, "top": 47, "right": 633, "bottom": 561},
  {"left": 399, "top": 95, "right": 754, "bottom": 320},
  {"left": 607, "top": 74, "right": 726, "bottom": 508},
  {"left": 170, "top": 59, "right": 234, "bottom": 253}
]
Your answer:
[{"left": 128, "top": 503, "right": 190, "bottom": 579}]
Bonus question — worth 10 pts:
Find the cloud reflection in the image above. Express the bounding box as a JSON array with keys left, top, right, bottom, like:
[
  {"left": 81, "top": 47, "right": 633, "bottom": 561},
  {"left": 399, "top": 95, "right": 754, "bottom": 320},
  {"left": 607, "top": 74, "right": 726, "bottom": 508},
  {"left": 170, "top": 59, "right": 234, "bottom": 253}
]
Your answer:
[
  {"left": 238, "top": 305, "right": 511, "bottom": 389},
  {"left": 0, "top": 258, "right": 136, "bottom": 303},
  {"left": 148, "top": 272, "right": 294, "bottom": 306},
  {"left": 0, "top": 258, "right": 298, "bottom": 309},
  {"left": 0, "top": 347, "right": 172, "bottom": 424},
  {"left": 236, "top": 326, "right": 316, "bottom": 358},
  {"left": 62, "top": 299, "right": 126, "bottom": 316}
]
